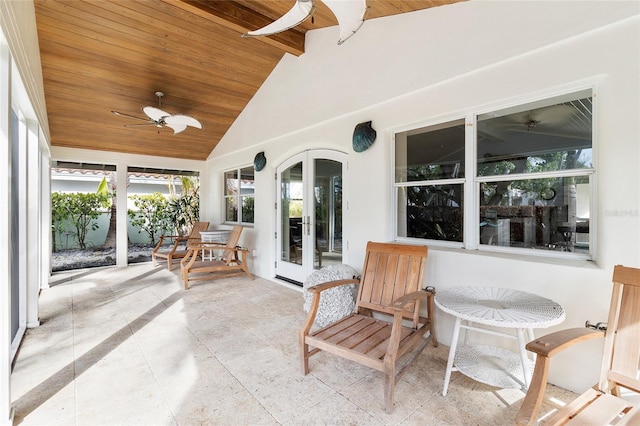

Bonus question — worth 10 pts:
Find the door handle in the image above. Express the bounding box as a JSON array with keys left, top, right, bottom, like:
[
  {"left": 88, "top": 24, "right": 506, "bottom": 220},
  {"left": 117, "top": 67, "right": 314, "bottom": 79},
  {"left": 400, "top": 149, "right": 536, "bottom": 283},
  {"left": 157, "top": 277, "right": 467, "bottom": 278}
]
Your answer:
[{"left": 303, "top": 216, "right": 311, "bottom": 236}]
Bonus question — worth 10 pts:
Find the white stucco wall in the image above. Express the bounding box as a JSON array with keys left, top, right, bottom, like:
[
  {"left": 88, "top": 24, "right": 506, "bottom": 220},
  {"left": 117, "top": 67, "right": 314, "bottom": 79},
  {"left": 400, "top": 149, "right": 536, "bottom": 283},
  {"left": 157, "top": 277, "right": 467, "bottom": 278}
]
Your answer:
[
  {"left": 0, "top": 0, "right": 49, "bottom": 137},
  {"left": 207, "top": 1, "right": 640, "bottom": 393}
]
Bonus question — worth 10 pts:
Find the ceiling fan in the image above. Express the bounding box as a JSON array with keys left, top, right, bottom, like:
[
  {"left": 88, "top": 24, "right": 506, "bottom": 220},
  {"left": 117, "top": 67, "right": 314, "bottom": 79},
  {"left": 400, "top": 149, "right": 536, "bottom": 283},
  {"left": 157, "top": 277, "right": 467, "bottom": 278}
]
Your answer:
[
  {"left": 111, "top": 92, "right": 202, "bottom": 134},
  {"left": 505, "top": 104, "right": 576, "bottom": 131}
]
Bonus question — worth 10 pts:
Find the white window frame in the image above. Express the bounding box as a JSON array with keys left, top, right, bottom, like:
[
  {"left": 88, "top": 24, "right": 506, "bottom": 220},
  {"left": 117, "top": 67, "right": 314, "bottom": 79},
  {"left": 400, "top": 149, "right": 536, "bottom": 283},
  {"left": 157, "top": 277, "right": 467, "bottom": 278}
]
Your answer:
[
  {"left": 393, "top": 85, "right": 596, "bottom": 261},
  {"left": 223, "top": 166, "right": 255, "bottom": 226}
]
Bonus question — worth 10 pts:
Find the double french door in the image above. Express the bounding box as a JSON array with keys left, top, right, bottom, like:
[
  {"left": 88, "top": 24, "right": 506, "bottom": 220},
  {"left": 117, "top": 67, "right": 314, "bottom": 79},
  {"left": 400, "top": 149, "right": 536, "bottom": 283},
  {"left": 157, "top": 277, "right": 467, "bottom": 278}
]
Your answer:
[{"left": 275, "top": 150, "right": 346, "bottom": 284}]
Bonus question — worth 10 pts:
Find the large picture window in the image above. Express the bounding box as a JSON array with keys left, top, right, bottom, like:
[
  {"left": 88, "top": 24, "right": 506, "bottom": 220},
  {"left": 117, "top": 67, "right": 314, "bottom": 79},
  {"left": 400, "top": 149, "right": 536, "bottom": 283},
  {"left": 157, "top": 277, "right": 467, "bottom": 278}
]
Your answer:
[
  {"left": 395, "top": 89, "right": 594, "bottom": 259},
  {"left": 224, "top": 166, "right": 255, "bottom": 224}
]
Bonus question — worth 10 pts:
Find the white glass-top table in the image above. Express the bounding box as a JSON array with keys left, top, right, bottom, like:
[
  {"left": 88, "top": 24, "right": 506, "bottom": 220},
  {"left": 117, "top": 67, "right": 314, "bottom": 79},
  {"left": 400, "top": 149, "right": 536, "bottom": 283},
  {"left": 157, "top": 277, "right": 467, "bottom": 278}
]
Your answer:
[{"left": 435, "top": 287, "right": 565, "bottom": 396}]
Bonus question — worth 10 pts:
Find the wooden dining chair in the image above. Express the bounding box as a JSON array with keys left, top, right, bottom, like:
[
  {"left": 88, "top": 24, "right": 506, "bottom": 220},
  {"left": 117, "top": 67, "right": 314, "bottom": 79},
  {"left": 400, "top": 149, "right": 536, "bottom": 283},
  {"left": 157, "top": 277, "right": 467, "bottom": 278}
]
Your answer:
[
  {"left": 300, "top": 241, "right": 437, "bottom": 413},
  {"left": 516, "top": 265, "right": 640, "bottom": 425}
]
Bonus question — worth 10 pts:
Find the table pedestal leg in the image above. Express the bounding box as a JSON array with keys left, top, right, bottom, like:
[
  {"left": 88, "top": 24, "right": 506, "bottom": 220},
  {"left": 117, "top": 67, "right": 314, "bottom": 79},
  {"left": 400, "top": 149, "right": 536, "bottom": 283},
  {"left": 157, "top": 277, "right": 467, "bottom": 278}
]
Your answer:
[{"left": 443, "top": 317, "right": 462, "bottom": 396}]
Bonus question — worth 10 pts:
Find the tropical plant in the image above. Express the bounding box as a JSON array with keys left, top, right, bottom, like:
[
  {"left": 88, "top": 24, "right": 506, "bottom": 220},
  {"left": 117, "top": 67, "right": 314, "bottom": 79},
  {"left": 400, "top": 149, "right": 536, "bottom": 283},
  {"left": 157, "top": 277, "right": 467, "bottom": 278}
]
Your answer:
[
  {"left": 127, "top": 193, "right": 172, "bottom": 246},
  {"left": 167, "top": 175, "right": 199, "bottom": 198},
  {"left": 97, "top": 174, "right": 118, "bottom": 248},
  {"left": 166, "top": 175, "right": 200, "bottom": 235},
  {"left": 242, "top": 196, "right": 255, "bottom": 223},
  {"left": 53, "top": 192, "right": 108, "bottom": 249},
  {"left": 167, "top": 193, "right": 200, "bottom": 236}
]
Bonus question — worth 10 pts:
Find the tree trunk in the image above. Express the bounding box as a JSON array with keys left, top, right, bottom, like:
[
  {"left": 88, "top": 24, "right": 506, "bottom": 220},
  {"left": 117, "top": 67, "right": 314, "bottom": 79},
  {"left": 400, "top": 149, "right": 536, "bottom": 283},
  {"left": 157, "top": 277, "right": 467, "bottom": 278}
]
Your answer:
[
  {"left": 103, "top": 173, "right": 119, "bottom": 249},
  {"left": 103, "top": 202, "right": 117, "bottom": 248}
]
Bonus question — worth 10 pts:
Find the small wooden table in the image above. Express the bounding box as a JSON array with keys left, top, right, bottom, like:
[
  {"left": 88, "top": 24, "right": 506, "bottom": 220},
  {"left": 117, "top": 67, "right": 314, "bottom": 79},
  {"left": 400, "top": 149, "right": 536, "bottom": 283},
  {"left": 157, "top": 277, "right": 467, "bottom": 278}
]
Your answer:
[{"left": 435, "top": 287, "right": 565, "bottom": 396}]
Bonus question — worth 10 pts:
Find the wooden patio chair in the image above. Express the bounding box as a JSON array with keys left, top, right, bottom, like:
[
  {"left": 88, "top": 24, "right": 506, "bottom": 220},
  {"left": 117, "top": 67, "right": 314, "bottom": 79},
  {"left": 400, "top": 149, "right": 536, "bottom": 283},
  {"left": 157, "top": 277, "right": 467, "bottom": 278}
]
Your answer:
[
  {"left": 516, "top": 265, "right": 640, "bottom": 425},
  {"left": 151, "top": 221, "right": 210, "bottom": 270},
  {"left": 300, "top": 241, "right": 437, "bottom": 413},
  {"left": 180, "top": 225, "right": 252, "bottom": 289}
]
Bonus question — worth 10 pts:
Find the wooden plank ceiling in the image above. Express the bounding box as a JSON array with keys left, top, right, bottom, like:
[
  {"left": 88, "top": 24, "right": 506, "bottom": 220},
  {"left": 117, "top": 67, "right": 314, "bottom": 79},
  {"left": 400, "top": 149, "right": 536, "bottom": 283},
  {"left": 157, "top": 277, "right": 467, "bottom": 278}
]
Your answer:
[{"left": 34, "top": 0, "right": 462, "bottom": 161}]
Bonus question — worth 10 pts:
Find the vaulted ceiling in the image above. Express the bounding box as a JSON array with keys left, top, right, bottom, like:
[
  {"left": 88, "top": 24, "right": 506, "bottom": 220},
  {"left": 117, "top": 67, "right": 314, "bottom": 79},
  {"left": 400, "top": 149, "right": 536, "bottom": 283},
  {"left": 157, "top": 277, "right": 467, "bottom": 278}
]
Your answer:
[{"left": 34, "top": 0, "right": 463, "bottom": 161}]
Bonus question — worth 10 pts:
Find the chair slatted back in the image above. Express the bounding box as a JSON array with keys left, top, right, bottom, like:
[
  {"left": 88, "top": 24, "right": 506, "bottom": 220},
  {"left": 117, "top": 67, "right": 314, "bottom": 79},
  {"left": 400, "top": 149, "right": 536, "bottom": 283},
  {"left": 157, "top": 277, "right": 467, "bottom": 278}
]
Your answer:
[
  {"left": 222, "top": 225, "right": 243, "bottom": 264},
  {"left": 356, "top": 242, "right": 428, "bottom": 325},
  {"left": 600, "top": 265, "right": 640, "bottom": 393},
  {"left": 187, "top": 222, "right": 210, "bottom": 246}
]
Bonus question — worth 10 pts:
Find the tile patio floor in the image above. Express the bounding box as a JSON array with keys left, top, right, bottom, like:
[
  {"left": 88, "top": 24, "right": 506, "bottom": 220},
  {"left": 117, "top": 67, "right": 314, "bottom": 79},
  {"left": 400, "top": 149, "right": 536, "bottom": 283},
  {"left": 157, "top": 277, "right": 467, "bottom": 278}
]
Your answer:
[{"left": 10, "top": 263, "right": 576, "bottom": 425}]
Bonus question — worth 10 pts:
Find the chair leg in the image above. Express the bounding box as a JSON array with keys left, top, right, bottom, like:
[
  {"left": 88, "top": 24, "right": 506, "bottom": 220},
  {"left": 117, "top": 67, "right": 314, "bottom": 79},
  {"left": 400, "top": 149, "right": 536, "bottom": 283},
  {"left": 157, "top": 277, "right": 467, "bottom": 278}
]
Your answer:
[
  {"left": 426, "top": 291, "right": 438, "bottom": 347},
  {"left": 383, "top": 357, "right": 396, "bottom": 414},
  {"left": 242, "top": 263, "right": 253, "bottom": 280},
  {"left": 301, "top": 346, "right": 310, "bottom": 375},
  {"left": 182, "top": 269, "right": 189, "bottom": 290},
  {"left": 300, "top": 335, "right": 310, "bottom": 375},
  {"left": 516, "top": 354, "right": 550, "bottom": 425}
]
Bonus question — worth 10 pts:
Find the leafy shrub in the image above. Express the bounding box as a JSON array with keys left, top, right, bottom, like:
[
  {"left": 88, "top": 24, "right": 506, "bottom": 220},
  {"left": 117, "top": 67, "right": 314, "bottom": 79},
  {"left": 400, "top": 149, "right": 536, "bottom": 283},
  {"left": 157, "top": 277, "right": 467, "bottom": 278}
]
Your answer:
[
  {"left": 127, "top": 193, "right": 172, "bottom": 246},
  {"left": 168, "top": 193, "right": 200, "bottom": 236},
  {"left": 51, "top": 192, "right": 108, "bottom": 249}
]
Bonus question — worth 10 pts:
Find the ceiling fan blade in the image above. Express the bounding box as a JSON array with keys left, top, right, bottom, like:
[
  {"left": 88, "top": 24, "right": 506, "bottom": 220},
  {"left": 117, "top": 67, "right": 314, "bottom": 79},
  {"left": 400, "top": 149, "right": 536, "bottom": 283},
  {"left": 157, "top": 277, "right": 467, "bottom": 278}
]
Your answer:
[
  {"left": 530, "top": 104, "right": 576, "bottom": 123},
  {"left": 111, "top": 110, "right": 152, "bottom": 123},
  {"left": 165, "top": 114, "right": 202, "bottom": 129},
  {"left": 243, "top": 0, "right": 315, "bottom": 37},
  {"left": 142, "top": 106, "right": 171, "bottom": 122},
  {"left": 124, "top": 123, "right": 162, "bottom": 128},
  {"left": 166, "top": 123, "right": 188, "bottom": 134},
  {"left": 321, "top": 0, "right": 368, "bottom": 44}
]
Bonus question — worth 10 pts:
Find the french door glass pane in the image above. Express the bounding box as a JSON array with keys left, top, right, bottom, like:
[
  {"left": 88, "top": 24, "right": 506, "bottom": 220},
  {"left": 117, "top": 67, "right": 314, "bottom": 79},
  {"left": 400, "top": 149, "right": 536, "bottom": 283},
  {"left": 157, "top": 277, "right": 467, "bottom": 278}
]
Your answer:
[
  {"left": 314, "top": 159, "right": 342, "bottom": 269},
  {"left": 281, "top": 162, "right": 303, "bottom": 263}
]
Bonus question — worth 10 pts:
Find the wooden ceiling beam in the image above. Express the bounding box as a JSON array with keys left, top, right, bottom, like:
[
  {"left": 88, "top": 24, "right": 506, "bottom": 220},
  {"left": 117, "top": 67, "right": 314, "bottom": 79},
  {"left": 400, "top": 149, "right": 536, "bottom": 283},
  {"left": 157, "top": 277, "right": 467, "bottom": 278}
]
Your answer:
[{"left": 166, "top": 0, "right": 306, "bottom": 56}]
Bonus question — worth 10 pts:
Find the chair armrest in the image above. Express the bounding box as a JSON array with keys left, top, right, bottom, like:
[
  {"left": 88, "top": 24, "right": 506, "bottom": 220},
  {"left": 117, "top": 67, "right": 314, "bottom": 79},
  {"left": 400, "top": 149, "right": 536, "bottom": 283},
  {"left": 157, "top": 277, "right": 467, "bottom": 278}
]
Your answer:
[
  {"left": 180, "top": 247, "right": 199, "bottom": 269},
  {"left": 307, "top": 278, "right": 360, "bottom": 294},
  {"left": 384, "top": 287, "right": 437, "bottom": 358},
  {"left": 300, "top": 279, "right": 360, "bottom": 336},
  {"left": 390, "top": 287, "right": 435, "bottom": 311},
  {"left": 188, "top": 245, "right": 248, "bottom": 253},
  {"left": 198, "top": 241, "right": 227, "bottom": 248},
  {"left": 526, "top": 327, "right": 604, "bottom": 358},
  {"left": 516, "top": 327, "right": 605, "bottom": 425},
  {"left": 188, "top": 245, "right": 215, "bottom": 251},
  {"left": 153, "top": 235, "right": 181, "bottom": 253}
]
